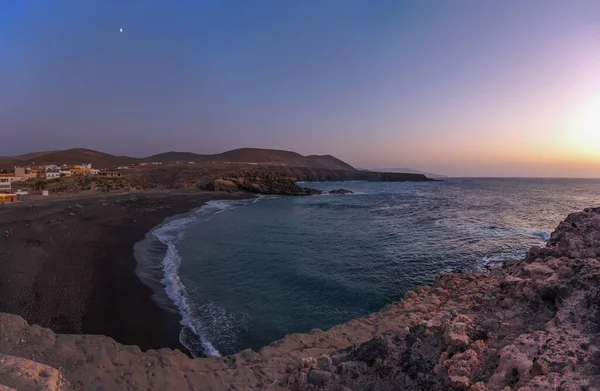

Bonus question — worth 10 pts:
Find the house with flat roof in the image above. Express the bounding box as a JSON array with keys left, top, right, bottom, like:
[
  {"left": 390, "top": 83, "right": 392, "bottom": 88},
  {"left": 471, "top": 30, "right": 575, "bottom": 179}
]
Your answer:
[
  {"left": 43, "top": 165, "right": 60, "bottom": 172},
  {"left": 13, "top": 167, "right": 35, "bottom": 181},
  {"left": 0, "top": 178, "right": 11, "bottom": 191},
  {"left": 44, "top": 172, "right": 61, "bottom": 179}
]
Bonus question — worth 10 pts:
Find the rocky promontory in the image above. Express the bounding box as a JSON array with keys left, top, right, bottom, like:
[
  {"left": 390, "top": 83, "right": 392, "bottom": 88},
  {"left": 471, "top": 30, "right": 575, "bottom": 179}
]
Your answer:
[
  {"left": 199, "top": 171, "right": 322, "bottom": 195},
  {"left": 125, "top": 164, "right": 434, "bottom": 196},
  {"left": 198, "top": 173, "right": 354, "bottom": 196},
  {"left": 2, "top": 208, "right": 600, "bottom": 390}
]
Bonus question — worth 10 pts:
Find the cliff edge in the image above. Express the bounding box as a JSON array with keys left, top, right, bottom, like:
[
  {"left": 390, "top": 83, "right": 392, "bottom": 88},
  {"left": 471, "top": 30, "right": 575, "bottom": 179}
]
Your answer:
[{"left": 2, "top": 208, "right": 600, "bottom": 390}]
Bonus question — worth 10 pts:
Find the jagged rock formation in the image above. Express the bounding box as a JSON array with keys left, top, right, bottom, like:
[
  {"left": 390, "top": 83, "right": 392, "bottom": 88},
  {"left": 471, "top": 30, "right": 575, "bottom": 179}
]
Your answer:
[
  {"left": 2, "top": 208, "right": 600, "bottom": 390},
  {"left": 328, "top": 189, "right": 353, "bottom": 194},
  {"left": 199, "top": 172, "right": 322, "bottom": 195}
]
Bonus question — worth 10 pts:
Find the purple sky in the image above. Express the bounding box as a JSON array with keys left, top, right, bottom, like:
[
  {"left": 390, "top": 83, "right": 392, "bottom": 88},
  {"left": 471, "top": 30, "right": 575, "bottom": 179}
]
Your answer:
[{"left": 1, "top": 1, "right": 600, "bottom": 177}]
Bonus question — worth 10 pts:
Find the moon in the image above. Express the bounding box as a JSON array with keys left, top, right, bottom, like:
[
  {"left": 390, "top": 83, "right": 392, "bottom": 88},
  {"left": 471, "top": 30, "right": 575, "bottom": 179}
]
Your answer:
[{"left": 119, "top": 28, "right": 123, "bottom": 33}]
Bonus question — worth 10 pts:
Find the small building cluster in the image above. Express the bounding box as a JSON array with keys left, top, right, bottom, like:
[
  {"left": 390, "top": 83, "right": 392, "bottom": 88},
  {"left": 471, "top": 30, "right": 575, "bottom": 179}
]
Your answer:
[
  {"left": 0, "top": 163, "right": 122, "bottom": 203},
  {"left": 32, "top": 163, "right": 102, "bottom": 179},
  {"left": 0, "top": 175, "right": 18, "bottom": 204}
]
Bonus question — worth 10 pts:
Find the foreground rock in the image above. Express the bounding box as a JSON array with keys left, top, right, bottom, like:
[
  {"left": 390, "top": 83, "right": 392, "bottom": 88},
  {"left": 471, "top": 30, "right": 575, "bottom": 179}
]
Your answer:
[{"left": 3, "top": 208, "right": 600, "bottom": 390}]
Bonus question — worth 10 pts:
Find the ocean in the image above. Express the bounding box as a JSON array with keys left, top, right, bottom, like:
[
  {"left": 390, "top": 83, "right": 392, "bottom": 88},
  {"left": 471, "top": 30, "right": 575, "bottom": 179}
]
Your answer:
[{"left": 134, "top": 178, "right": 600, "bottom": 358}]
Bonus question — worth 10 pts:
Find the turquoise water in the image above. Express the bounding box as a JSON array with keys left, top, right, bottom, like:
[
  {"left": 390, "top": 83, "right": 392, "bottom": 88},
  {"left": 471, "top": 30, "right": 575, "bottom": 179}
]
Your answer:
[{"left": 137, "top": 178, "right": 600, "bottom": 357}]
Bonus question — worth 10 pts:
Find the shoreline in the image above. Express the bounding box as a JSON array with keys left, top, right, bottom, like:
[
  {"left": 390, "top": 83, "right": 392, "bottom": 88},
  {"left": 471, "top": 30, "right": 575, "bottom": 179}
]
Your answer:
[
  {"left": 1, "top": 207, "right": 599, "bottom": 389},
  {"left": 133, "top": 197, "right": 260, "bottom": 357},
  {"left": 0, "top": 190, "right": 252, "bottom": 353}
]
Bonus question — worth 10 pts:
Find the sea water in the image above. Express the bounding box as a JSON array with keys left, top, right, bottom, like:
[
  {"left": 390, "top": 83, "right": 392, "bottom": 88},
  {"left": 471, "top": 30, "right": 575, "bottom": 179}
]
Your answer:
[{"left": 135, "top": 178, "right": 600, "bottom": 357}]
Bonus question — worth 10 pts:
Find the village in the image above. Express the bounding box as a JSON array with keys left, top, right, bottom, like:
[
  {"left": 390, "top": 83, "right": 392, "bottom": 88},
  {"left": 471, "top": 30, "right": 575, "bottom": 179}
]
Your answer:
[
  {"left": 0, "top": 156, "right": 297, "bottom": 205},
  {"left": 0, "top": 163, "right": 128, "bottom": 204}
]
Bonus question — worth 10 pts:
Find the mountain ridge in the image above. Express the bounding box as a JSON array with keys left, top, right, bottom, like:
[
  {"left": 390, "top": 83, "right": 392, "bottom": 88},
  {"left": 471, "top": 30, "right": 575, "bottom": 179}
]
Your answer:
[
  {"left": 142, "top": 148, "right": 357, "bottom": 171},
  {"left": 0, "top": 147, "right": 358, "bottom": 171},
  {"left": 0, "top": 148, "right": 137, "bottom": 169}
]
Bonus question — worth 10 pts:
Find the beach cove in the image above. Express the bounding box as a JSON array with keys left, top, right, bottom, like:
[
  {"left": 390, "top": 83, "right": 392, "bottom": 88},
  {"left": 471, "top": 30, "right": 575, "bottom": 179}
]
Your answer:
[{"left": 0, "top": 190, "right": 252, "bottom": 354}]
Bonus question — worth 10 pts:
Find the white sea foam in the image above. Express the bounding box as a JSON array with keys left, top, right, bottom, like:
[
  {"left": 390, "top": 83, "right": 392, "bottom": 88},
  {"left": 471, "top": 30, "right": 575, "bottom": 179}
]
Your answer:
[
  {"left": 156, "top": 231, "right": 221, "bottom": 357},
  {"left": 479, "top": 255, "right": 511, "bottom": 264},
  {"left": 151, "top": 197, "right": 259, "bottom": 357},
  {"left": 530, "top": 230, "right": 551, "bottom": 241},
  {"left": 312, "top": 191, "right": 366, "bottom": 197}
]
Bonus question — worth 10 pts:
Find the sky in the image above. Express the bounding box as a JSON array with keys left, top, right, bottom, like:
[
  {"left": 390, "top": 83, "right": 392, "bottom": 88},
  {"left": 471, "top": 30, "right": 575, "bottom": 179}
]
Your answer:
[{"left": 1, "top": 1, "right": 600, "bottom": 177}]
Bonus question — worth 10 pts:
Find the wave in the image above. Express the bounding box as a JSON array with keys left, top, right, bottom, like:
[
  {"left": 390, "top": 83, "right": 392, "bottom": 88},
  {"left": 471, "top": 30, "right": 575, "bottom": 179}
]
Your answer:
[
  {"left": 463, "top": 225, "right": 552, "bottom": 243},
  {"left": 312, "top": 191, "right": 368, "bottom": 197},
  {"left": 136, "top": 197, "right": 259, "bottom": 358},
  {"left": 155, "top": 228, "right": 221, "bottom": 357},
  {"left": 479, "top": 255, "right": 511, "bottom": 264}
]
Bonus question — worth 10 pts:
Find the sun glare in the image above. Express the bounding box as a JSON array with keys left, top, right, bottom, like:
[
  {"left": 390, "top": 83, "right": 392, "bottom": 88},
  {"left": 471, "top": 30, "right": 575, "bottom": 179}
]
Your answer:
[{"left": 568, "top": 93, "right": 600, "bottom": 159}]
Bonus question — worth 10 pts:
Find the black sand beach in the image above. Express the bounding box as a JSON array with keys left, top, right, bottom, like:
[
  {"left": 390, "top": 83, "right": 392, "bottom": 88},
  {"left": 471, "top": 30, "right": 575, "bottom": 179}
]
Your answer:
[{"left": 0, "top": 190, "right": 252, "bottom": 353}]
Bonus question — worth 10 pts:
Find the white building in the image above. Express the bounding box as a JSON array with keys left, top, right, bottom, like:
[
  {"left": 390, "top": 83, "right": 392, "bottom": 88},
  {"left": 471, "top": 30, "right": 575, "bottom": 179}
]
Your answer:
[
  {"left": 91, "top": 169, "right": 99, "bottom": 175},
  {"left": 81, "top": 163, "right": 92, "bottom": 169},
  {"left": 0, "top": 178, "right": 11, "bottom": 191},
  {"left": 60, "top": 170, "right": 72, "bottom": 177},
  {"left": 45, "top": 172, "right": 61, "bottom": 179},
  {"left": 0, "top": 176, "right": 21, "bottom": 183}
]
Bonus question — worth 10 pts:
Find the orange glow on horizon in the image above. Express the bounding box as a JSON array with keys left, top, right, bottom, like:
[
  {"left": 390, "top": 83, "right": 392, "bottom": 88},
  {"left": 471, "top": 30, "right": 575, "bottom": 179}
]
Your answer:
[{"left": 565, "top": 91, "right": 600, "bottom": 161}]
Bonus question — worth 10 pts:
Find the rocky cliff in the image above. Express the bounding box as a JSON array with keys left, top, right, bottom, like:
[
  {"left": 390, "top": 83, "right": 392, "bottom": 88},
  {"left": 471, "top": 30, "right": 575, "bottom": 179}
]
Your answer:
[{"left": 2, "top": 208, "right": 600, "bottom": 390}]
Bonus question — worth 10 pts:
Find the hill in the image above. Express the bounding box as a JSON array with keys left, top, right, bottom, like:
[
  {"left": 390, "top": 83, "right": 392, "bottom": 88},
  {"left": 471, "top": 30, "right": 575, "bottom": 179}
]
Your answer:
[
  {"left": 142, "top": 151, "right": 204, "bottom": 163},
  {"left": 0, "top": 148, "right": 138, "bottom": 169},
  {"left": 0, "top": 157, "right": 15, "bottom": 163},
  {"left": 305, "top": 154, "right": 356, "bottom": 170},
  {"left": 144, "top": 148, "right": 358, "bottom": 170},
  {"left": 212, "top": 148, "right": 309, "bottom": 166},
  {"left": 13, "top": 151, "right": 61, "bottom": 161}
]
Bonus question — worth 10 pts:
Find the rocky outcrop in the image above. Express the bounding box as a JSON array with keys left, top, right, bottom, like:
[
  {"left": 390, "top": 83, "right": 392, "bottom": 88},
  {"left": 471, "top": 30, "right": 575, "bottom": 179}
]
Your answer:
[
  {"left": 3, "top": 208, "right": 600, "bottom": 390},
  {"left": 0, "top": 354, "right": 63, "bottom": 391},
  {"left": 199, "top": 171, "right": 322, "bottom": 195},
  {"left": 328, "top": 189, "right": 353, "bottom": 194}
]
